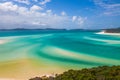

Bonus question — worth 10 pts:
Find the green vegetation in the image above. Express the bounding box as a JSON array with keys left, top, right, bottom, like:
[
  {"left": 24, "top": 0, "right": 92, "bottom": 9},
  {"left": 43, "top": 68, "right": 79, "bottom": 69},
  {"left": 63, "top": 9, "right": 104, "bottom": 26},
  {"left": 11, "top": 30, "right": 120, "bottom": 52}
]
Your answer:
[
  {"left": 104, "top": 27, "right": 120, "bottom": 33},
  {"left": 29, "top": 65, "right": 120, "bottom": 80}
]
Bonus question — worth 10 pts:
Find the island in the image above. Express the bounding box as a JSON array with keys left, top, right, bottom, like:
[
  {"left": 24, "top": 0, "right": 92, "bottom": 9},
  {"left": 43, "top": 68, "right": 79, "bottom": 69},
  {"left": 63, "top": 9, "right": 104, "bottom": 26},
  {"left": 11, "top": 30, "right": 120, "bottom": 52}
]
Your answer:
[
  {"left": 0, "top": 28, "right": 67, "bottom": 31},
  {"left": 96, "top": 27, "right": 120, "bottom": 35},
  {"left": 104, "top": 27, "right": 120, "bottom": 33}
]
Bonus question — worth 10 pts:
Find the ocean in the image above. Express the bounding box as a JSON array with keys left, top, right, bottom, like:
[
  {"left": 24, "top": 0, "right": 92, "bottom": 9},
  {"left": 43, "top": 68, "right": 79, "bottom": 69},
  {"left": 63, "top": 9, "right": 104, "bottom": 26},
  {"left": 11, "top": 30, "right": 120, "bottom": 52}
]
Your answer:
[{"left": 0, "top": 30, "right": 120, "bottom": 79}]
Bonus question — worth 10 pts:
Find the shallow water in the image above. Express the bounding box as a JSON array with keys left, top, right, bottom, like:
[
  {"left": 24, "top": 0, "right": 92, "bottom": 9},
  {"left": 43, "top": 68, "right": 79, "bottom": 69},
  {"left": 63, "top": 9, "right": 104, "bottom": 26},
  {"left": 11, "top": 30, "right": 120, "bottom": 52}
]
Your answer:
[{"left": 0, "top": 30, "right": 120, "bottom": 79}]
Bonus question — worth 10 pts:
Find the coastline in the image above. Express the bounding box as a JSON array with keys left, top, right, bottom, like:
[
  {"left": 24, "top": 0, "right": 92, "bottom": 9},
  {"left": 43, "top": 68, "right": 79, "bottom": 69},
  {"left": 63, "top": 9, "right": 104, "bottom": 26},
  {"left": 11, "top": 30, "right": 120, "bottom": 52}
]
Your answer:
[
  {"left": 0, "top": 58, "right": 65, "bottom": 80},
  {"left": 96, "top": 31, "right": 120, "bottom": 35},
  {"left": 0, "top": 31, "right": 120, "bottom": 80}
]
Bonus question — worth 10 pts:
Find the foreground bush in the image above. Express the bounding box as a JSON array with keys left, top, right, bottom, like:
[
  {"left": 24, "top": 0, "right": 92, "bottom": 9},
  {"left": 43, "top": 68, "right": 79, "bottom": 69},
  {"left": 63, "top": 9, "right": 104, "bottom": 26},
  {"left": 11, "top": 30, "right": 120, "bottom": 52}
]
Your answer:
[{"left": 29, "top": 65, "right": 120, "bottom": 80}]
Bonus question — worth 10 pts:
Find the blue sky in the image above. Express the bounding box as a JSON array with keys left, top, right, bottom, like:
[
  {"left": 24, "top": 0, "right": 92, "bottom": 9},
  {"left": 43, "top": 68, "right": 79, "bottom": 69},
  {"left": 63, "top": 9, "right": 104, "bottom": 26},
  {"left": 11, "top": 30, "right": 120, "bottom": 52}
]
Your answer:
[{"left": 0, "top": 0, "right": 120, "bottom": 29}]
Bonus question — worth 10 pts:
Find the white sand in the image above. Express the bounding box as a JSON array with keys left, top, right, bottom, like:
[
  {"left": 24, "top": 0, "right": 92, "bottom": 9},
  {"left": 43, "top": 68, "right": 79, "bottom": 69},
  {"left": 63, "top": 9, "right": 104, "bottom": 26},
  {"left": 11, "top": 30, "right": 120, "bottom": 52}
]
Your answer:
[
  {"left": 0, "top": 58, "right": 64, "bottom": 80},
  {"left": 0, "top": 78, "right": 15, "bottom": 80},
  {"left": 96, "top": 31, "right": 120, "bottom": 35},
  {"left": 0, "top": 40, "right": 8, "bottom": 44}
]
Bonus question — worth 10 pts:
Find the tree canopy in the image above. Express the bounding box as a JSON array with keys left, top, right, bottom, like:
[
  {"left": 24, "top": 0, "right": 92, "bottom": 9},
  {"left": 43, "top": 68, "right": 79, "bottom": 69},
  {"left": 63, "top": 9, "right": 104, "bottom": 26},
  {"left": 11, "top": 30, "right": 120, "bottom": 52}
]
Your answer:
[{"left": 29, "top": 65, "right": 120, "bottom": 80}]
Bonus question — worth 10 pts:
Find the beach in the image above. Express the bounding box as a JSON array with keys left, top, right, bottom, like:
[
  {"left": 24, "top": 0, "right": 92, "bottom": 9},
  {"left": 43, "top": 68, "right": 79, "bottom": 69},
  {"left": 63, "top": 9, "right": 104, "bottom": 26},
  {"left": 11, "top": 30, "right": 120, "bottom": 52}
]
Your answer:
[
  {"left": 0, "top": 0, "right": 119, "bottom": 79},
  {"left": 96, "top": 31, "right": 120, "bottom": 35},
  {"left": 0, "top": 30, "right": 120, "bottom": 80},
  {"left": 0, "top": 58, "right": 65, "bottom": 80}
]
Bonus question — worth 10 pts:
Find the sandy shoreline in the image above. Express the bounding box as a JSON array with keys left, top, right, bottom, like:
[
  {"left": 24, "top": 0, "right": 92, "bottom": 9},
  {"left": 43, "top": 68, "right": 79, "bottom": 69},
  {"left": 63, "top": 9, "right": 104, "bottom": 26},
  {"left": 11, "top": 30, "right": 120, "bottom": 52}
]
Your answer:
[
  {"left": 0, "top": 39, "right": 7, "bottom": 44},
  {"left": 0, "top": 78, "right": 15, "bottom": 80},
  {"left": 0, "top": 32, "right": 120, "bottom": 80},
  {"left": 0, "top": 46, "right": 120, "bottom": 80},
  {"left": 96, "top": 31, "right": 120, "bottom": 35},
  {"left": 0, "top": 58, "right": 64, "bottom": 80}
]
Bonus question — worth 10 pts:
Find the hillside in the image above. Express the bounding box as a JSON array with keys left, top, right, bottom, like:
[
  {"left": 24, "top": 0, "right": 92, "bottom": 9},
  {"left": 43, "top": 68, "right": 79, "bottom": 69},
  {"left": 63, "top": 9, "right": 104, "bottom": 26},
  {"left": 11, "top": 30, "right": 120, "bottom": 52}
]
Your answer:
[
  {"left": 29, "top": 65, "right": 120, "bottom": 80},
  {"left": 104, "top": 27, "right": 120, "bottom": 33}
]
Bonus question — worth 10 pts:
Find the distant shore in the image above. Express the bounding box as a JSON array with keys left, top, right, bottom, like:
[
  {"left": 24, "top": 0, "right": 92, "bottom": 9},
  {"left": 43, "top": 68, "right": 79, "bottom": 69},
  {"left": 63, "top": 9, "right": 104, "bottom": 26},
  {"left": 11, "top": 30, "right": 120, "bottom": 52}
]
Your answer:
[{"left": 96, "top": 30, "right": 120, "bottom": 35}]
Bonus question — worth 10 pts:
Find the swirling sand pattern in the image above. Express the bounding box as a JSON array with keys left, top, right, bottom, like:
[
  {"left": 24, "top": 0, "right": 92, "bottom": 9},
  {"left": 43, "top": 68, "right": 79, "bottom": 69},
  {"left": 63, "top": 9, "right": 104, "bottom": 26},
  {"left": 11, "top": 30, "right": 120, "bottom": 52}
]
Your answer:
[{"left": 0, "top": 31, "right": 120, "bottom": 80}]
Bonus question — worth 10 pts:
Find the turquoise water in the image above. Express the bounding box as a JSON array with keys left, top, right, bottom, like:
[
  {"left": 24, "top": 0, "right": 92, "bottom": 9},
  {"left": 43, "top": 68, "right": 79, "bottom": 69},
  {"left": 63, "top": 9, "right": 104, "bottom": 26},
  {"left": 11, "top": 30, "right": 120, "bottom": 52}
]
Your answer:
[
  {"left": 0, "top": 30, "right": 120, "bottom": 65},
  {"left": 0, "top": 30, "right": 120, "bottom": 71}
]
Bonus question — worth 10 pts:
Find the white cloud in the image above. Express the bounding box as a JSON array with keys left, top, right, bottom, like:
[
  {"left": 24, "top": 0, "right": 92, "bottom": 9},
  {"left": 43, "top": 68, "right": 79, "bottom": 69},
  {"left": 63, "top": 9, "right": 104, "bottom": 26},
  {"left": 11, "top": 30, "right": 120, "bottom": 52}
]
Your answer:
[
  {"left": 72, "top": 16, "right": 87, "bottom": 26},
  {"left": 72, "top": 16, "right": 77, "bottom": 22},
  {"left": 14, "top": 0, "right": 30, "bottom": 5},
  {"left": 0, "top": 2, "right": 29, "bottom": 15},
  {"left": 39, "top": 0, "right": 51, "bottom": 5},
  {"left": 32, "top": 21, "right": 47, "bottom": 26},
  {"left": 0, "top": 2, "right": 18, "bottom": 12},
  {"left": 46, "top": 9, "right": 52, "bottom": 13},
  {"left": 61, "top": 11, "right": 66, "bottom": 16},
  {"left": 46, "top": 9, "right": 52, "bottom": 16},
  {"left": 106, "top": 3, "right": 120, "bottom": 9},
  {"left": 77, "top": 17, "right": 87, "bottom": 25},
  {"left": 93, "top": 0, "right": 120, "bottom": 16},
  {"left": 30, "top": 5, "right": 43, "bottom": 11},
  {"left": 0, "top": 1, "right": 86, "bottom": 29},
  {"left": 17, "top": 7, "right": 28, "bottom": 15}
]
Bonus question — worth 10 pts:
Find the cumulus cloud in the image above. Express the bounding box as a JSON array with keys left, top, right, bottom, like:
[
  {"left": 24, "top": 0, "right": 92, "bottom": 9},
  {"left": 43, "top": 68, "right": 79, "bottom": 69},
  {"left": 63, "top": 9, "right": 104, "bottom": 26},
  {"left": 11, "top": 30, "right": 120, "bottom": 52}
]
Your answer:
[
  {"left": 30, "top": 5, "right": 43, "bottom": 11},
  {"left": 77, "top": 17, "right": 87, "bottom": 25},
  {"left": 0, "top": 1, "right": 86, "bottom": 29},
  {"left": 72, "top": 16, "right": 77, "bottom": 22},
  {"left": 0, "top": 2, "right": 18, "bottom": 12},
  {"left": 72, "top": 16, "right": 87, "bottom": 26},
  {"left": 39, "top": 0, "right": 51, "bottom": 5}
]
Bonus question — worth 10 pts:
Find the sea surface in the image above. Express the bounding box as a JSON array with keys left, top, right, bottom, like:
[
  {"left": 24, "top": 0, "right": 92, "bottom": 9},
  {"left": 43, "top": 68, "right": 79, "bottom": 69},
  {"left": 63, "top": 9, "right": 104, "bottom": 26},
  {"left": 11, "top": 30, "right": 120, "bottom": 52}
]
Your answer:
[{"left": 0, "top": 30, "right": 120, "bottom": 79}]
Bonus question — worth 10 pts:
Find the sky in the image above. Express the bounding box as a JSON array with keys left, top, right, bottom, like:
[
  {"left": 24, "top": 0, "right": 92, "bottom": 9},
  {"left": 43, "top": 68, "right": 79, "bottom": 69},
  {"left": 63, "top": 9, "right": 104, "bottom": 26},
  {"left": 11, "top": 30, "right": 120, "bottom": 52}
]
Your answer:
[{"left": 0, "top": 0, "right": 120, "bottom": 29}]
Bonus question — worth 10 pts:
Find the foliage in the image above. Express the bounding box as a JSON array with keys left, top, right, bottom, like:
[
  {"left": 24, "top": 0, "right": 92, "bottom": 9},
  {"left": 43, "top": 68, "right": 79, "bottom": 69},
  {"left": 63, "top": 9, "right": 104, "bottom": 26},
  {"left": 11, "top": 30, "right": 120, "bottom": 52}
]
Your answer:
[{"left": 29, "top": 65, "right": 120, "bottom": 80}]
